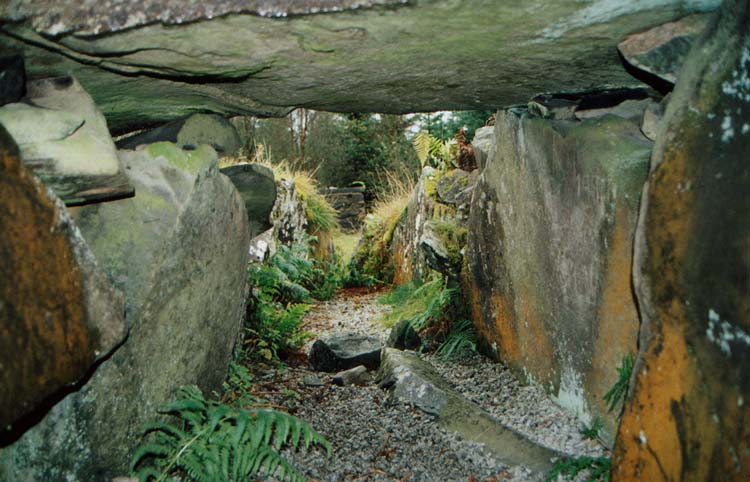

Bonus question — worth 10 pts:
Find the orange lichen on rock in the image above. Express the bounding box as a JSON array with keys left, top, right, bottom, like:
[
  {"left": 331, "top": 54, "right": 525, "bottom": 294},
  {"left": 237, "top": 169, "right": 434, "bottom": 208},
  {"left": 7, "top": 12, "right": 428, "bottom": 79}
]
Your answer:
[
  {"left": 589, "top": 204, "right": 640, "bottom": 431},
  {"left": 0, "top": 127, "right": 90, "bottom": 426}
]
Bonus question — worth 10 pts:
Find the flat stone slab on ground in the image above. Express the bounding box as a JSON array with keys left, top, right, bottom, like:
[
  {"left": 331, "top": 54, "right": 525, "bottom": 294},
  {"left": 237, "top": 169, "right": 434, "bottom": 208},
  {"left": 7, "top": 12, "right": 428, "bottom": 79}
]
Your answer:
[
  {"left": 377, "top": 347, "right": 561, "bottom": 475},
  {"left": 308, "top": 332, "right": 381, "bottom": 372}
]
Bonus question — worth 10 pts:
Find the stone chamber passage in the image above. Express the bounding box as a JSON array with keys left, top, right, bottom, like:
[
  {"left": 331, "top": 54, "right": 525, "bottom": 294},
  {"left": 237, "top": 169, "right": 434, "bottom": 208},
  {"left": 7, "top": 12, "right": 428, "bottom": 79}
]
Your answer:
[{"left": 0, "top": 1, "right": 748, "bottom": 481}]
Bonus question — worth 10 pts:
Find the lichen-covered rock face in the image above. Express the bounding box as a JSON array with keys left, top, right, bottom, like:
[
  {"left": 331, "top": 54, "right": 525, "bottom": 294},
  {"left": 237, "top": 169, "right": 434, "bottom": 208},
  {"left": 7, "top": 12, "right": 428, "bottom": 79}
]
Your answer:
[
  {"left": 613, "top": 1, "right": 750, "bottom": 480},
  {"left": 0, "top": 125, "right": 126, "bottom": 430},
  {"left": 0, "top": 142, "right": 250, "bottom": 481},
  {"left": 463, "top": 107, "right": 652, "bottom": 444},
  {"left": 0, "top": 1, "right": 721, "bottom": 132},
  {"left": 270, "top": 178, "right": 308, "bottom": 246},
  {"left": 391, "top": 167, "right": 451, "bottom": 283}
]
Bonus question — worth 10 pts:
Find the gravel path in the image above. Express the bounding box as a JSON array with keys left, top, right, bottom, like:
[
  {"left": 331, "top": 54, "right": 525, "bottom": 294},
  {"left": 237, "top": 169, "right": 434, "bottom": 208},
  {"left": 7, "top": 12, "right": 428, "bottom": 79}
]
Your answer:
[{"left": 252, "top": 288, "right": 606, "bottom": 482}]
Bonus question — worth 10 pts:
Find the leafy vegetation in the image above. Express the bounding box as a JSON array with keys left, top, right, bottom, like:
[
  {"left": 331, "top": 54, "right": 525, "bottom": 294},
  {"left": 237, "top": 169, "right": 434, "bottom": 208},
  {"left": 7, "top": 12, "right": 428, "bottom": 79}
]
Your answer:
[
  {"left": 131, "top": 385, "right": 330, "bottom": 482},
  {"left": 244, "top": 238, "right": 343, "bottom": 362},
  {"left": 410, "top": 110, "right": 495, "bottom": 143},
  {"left": 436, "top": 319, "right": 478, "bottom": 359},
  {"left": 579, "top": 417, "right": 603, "bottom": 441},
  {"left": 603, "top": 353, "right": 635, "bottom": 414},
  {"left": 251, "top": 112, "right": 420, "bottom": 198},
  {"left": 380, "top": 277, "right": 455, "bottom": 330},
  {"left": 413, "top": 130, "right": 458, "bottom": 170},
  {"left": 545, "top": 456, "right": 611, "bottom": 482}
]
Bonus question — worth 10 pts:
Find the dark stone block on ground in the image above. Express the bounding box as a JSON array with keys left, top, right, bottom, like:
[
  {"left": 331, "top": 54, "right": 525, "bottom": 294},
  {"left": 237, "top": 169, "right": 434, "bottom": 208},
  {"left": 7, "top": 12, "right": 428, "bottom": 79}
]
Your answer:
[{"left": 309, "top": 333, "right": 381, "bottom": 372}]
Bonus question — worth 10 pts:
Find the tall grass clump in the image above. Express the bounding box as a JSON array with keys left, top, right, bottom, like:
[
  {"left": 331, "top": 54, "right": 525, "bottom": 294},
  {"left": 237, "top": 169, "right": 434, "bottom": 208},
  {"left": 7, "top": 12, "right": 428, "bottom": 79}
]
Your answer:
[{"left": 347, "top": 172, "right": 414, "bottom": 285}]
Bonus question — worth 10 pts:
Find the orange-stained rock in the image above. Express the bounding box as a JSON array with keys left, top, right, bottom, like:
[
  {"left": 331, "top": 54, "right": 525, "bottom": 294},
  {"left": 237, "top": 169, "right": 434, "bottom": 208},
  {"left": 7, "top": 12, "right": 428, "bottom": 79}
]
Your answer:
[
  {"left": 613, "top": 2, "right": 750, "bottom": 480},
  {"left": 463, "top": 106, "right": 652, "bottom": 444},
  {"left": 0, "top": 125, "right": 126, "bottom": 429}
]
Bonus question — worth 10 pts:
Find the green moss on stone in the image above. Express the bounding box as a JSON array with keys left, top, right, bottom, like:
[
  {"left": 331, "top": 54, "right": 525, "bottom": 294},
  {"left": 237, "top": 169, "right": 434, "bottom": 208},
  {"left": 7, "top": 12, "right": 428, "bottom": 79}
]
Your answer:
[{"left": 146, "top": 142, "right": 216, "bottom": 175}]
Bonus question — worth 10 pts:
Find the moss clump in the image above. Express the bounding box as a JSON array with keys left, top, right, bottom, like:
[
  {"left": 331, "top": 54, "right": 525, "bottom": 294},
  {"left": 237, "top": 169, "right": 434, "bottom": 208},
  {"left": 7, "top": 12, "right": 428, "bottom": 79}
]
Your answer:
[
  {"left": 429, "top": 219, "right": 467, "bottom": 265},
  {"left": 146, "top": 142, "right": 216, "bottom": 175}
]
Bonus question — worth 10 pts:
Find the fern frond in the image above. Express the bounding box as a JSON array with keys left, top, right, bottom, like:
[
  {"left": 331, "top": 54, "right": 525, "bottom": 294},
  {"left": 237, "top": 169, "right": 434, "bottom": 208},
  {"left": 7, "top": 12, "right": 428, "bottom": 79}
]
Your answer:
[
  {"left": 413, "top": 131, "right": 432, "bottom": 166},
  {"left": 130, "top": 443, "right": 171, "bottom": 470}
]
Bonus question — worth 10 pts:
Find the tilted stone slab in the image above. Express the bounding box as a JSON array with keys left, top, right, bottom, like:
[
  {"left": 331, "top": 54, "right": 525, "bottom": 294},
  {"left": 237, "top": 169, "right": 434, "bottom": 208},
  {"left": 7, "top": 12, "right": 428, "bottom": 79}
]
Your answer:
[
  {"left": 618, "top": 13, "right": 711, "bottom": 84},
  {"left": 377, "top": 348, "right": 560, "bottom": 474},
  {"left": 0, "top": 125, "right": 126, "bottom": 429}
]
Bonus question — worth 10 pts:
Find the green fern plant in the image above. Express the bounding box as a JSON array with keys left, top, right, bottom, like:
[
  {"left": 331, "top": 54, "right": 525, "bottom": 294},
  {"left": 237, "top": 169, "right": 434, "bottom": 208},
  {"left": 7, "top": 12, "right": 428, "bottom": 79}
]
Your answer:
[
  {"left": 413, "top": 131, "right": 458, "bottom": 170},
  {"left": 545, "top": 456, "right": 611, "bottom": 482},
  {"left": 436, "top": 319, "right": 478, "bottom": 359},
  {"left": 131, "top": 385, "right": 330, "bottom": 482},
  {"left": 603, "top": 353, "right": 635, "bottom": 414}
]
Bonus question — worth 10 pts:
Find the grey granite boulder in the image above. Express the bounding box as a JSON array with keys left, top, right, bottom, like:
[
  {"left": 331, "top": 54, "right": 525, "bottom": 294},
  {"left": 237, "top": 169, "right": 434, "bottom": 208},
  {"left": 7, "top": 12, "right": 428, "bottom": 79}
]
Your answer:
[
  {"left": 309, "top": 333, "right": 381, "bottom": 372},
  {"left": 332, "top": 365, "right": 370, "bottom": 386}
]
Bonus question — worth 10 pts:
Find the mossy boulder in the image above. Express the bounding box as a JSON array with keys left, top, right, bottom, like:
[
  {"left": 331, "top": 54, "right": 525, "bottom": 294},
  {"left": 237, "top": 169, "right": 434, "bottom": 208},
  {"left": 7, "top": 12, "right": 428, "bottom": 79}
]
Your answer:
[
  {"left": 0, "top": 142, "right": 250, "bottom": 481},
  {"left": 117, "top": 113, "right": 242, "bottom": 156}
]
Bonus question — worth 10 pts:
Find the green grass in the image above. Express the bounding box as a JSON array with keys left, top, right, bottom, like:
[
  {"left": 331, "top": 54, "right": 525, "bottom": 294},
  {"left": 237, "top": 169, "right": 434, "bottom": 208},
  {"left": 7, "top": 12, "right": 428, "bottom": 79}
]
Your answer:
[
  {"left": 603, "top": 353, "right": 634, "bottom": 414},
  {"left": 436, "top": 319, "right": 478, "bottom": 359},
  {"left": 333, "top": 232, "right": 361, "bottom": 265}
]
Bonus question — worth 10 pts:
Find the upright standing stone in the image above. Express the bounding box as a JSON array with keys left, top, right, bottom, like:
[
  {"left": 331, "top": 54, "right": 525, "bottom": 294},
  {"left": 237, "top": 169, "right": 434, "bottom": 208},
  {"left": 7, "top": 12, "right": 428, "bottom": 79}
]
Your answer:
[
  {"left": 463, "top": 107, "right": 651, "bottom": 444},
  {"left": 0, "top": 125, "right": 126, "bottom": 429},
  {"left": 0, "top": 142, "right": 250, "bottom": 481},
  {"left": 614, "top": 2, "right": 750, "bottom": 480}
]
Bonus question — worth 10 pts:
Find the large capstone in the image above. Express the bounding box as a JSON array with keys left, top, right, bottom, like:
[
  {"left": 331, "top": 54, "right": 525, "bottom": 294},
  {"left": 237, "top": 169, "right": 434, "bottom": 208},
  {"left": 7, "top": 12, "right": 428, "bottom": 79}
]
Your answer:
[
  {"left": 463, "top": 103, "right": 652, "bottom": 444},
  {"left": 0, "top": 125, "right": 126, "bottom": 430},
  {"left": 613, "top": 1, "right": 750, "bottom": 480},
  {"left": 0, "top": 142, "right": 250, "bottom": 481},
  {"left": 0, "top": 2, "right": 721, "bottom": 132}
]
